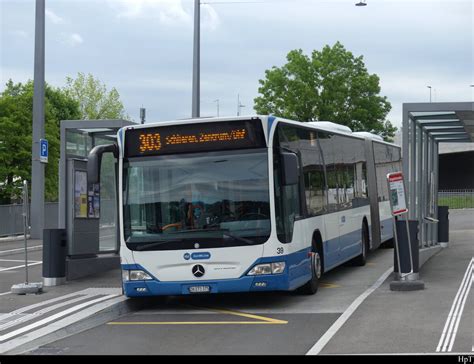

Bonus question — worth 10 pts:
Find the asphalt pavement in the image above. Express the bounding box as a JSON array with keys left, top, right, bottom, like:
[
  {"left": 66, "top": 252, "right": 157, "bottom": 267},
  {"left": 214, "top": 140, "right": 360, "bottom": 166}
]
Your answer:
[
  {"left": 23, "top": 247, "right": 396, "bottom": 355},
  {"left": 0, "top": 210, "right": 472, "bottom": 355}
]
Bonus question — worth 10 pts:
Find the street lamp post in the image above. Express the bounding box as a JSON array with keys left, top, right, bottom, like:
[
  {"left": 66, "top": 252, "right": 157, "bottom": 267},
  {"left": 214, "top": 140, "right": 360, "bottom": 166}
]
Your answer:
[
  {"left": 30, "top": 0, "right": 46, "bottom": 239},
  {"left": 237, "top": 94, "right": 245, "bottom": 116},
  {"left": 214, "top": 99, "right": 220, "bottom": 117},
  {"left": 427, "top": 86, "right": 432, "bottom": 103},
  {"left": 192, "top": 0, "right": 200, "bottom": 118}
]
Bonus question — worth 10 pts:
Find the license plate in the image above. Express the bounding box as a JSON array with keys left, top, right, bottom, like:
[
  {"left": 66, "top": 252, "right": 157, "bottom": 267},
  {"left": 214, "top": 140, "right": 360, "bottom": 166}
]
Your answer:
[{"left": 189, "top": 286, "right": 211, "bottom": 294}]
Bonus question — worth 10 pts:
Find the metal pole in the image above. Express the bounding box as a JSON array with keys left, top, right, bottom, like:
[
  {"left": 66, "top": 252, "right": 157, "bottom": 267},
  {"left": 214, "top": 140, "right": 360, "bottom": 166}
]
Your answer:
[
  {"left": 422, "top": 130, "right": 429, "bottom": 247},
  {"left": 416, "top": 123, "right": 423, "bottom": 248},
  {"left": 11, "top": 179, "right": 42, "bottom": 294},
  {"left": 30, "top": 0, "right": 46, "bottom": 239},
  {"left": 410, "top": 117, "right": 417, "bottom": 220},
  {"left": 402, "top": 108, "right": 409, "bottom": 201},
  {"left": 434, "top": 141, "right": 439, "bottom": 245},
  {"left": 392, "top": 215, "right": 403, "bottom": 279},
  {"left": 23, "top": 181, "right": 30, "bottom": 285},
  {"left": 404, "top": 212, "right": 414, "bottom": 277},
  {"left": 237, "top": 94, "right": 240, "bottom": 116},
  {"left": 192, "top": 0, "right": 200, "bottom": 118}
]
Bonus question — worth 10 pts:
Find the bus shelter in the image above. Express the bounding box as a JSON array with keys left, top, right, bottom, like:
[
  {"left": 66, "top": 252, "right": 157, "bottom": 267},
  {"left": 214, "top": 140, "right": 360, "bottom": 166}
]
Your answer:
[
  {"left": 55, "top": 119, "right": 136, "bottom": 282},
  {"left": 402, "top": 102, "right": 473, "bottom": 259}
]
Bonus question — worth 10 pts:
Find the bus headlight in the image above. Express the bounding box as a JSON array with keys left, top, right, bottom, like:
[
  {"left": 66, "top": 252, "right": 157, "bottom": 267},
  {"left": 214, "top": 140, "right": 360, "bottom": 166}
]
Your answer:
[
  {"left": 271, "top": 262, "right": 286, "bottom": 274},
  {"left": 123, "top": 270, "right": 153, "bottom": 281},
  {"left": 248, "top": 262, "right": 286, "bottom": 276}
]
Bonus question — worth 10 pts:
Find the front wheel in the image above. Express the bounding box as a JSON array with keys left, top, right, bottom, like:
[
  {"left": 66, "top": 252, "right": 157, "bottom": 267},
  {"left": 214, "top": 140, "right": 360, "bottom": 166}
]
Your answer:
[{"left": 299, "top": 250, "right": 322, "bottom": 295}]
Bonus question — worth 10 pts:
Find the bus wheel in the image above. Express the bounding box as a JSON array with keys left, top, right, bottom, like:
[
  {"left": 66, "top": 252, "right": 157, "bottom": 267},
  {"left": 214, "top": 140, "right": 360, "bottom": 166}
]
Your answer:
[
  {"left": 352, "top": 223, "right": 369, "bottom": 266},
  {"left": 299, "top": 248, "right": 322, "bottom": 295}
]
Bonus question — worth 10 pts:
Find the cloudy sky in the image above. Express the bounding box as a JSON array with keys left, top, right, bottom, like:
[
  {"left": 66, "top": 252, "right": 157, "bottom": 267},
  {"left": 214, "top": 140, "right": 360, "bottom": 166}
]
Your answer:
[{"left": 1, "top": 0, "right": 472, "bottom": 128}]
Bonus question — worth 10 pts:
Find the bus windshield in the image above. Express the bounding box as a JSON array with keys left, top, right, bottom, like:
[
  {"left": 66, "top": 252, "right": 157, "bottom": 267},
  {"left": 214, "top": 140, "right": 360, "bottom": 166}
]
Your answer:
[{"left": 123, "top": 149, "right": 271, "bottom": 250}]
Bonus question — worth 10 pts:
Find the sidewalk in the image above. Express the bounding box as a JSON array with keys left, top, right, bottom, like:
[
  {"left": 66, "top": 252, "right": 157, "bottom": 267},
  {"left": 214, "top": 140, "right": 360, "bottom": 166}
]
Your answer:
[
  {"left": 0, "top": 258, "right": 129, "bottom": 354},
  {"left": 319, "top": 209, "right": 474, "bottom": 354}
]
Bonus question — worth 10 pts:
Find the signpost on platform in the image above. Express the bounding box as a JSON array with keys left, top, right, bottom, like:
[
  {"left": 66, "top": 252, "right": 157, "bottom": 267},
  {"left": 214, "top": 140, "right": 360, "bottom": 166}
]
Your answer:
[
  {"left": 11, "top": 181, "right": 43, "bottom": 295},
  {"left": 387, "top": 172, "right": 414, "bottom": 279}
]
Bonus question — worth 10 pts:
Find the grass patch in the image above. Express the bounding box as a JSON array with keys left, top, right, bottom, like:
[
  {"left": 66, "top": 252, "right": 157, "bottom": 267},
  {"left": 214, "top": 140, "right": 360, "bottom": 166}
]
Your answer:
[{"left": 438, "top": 196, "right": 474, "bottom": 209}]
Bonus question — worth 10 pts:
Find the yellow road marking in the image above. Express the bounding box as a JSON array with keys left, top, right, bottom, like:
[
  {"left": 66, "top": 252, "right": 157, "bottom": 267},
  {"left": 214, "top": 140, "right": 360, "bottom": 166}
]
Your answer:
[
  {"left": 108, "top": 306, "right": 287, "bottom": 326},
  {"left": 108, "top": 321, "right": 284, "bottom": 325},
  {"left": 197, "top": 306, "right": 287, "bottom": 324}
]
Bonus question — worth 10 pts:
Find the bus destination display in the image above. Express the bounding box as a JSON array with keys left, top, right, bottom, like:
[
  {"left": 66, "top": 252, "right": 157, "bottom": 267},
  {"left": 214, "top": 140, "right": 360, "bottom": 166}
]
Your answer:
[{"left": 125, "top": 120, "right": 265, "bottom": 157}]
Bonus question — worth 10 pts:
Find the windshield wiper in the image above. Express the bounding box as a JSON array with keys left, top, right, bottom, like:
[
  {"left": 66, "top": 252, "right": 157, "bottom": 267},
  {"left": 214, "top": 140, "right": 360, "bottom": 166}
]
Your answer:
[
  {"left": 132, "top": 240, "right": 177, "bottom": 251},
  {"left": 222, "top": 232, "right": 254, "bottom": 245},
  {"left": 164, "top": 228, "right": 255, "bottom": 245}
]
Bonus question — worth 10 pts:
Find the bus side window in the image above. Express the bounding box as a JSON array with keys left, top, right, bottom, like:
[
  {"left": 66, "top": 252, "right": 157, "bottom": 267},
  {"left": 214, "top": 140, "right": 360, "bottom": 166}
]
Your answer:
[{"left": 274, "top": 127, "right": 301, "bottom": 244}]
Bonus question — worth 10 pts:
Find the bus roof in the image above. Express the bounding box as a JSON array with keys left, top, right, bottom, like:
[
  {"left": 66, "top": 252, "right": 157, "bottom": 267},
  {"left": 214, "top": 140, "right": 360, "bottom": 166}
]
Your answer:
[{"left": 122, "top": 115, "right": 400, "bottom": 148}]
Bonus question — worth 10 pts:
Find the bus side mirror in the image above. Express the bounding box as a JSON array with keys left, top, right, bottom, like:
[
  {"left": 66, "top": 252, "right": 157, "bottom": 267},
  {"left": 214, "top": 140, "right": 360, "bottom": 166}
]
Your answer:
[
  {"left": 87, "top": 144, "right": 118, "bottom": 185},
  {"left": 281, "top": 152, "right": 299, "bottom": 186}
]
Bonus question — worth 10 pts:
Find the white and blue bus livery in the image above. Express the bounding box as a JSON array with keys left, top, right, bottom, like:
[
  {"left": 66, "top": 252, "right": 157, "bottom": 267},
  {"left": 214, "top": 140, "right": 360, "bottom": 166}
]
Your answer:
[{"left": 88, "top": 116, "right": 401, "bottom": 297}]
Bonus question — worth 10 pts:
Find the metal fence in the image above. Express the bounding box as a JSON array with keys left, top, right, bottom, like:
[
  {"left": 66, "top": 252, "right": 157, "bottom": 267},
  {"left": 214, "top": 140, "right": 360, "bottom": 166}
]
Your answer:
[
  {"left": 0, "top": 202, "right": 59, "bottom": 237},
  {"left": 438, "top": 189, "right": 474, "bottom": 209},
  {"left": 0, "top": 200, "right": 115, "bottom": 237}
]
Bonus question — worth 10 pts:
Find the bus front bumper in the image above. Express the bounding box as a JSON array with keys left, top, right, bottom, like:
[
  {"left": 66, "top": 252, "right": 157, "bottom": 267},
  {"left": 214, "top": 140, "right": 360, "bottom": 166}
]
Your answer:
[{"left": 123, "top": 274, "right": 293, "bottom": 297}]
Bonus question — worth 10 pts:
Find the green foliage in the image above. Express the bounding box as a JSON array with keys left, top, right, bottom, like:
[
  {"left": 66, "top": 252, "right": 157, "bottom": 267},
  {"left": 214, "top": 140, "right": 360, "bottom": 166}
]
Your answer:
[
  {"left": 64, "top": 72, "right": 127, "bottom": 120},
  {"left": 254, "top": 42, "right": 397, "bottom": 141},
  {"left": 0, "top": 80, "right": 80, "bottom": 203}
]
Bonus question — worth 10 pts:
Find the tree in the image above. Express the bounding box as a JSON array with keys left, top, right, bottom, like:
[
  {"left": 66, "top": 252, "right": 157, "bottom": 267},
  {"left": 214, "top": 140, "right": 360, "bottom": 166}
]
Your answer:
[
  {"left": 254, "top": 42, "right": 397, "bottom": 141},
  {"left": 63, "top": 72, "right": 127, "bottom": 120},
  {"left": 0, "top": 80, "right": 80, "bottom": 203}
]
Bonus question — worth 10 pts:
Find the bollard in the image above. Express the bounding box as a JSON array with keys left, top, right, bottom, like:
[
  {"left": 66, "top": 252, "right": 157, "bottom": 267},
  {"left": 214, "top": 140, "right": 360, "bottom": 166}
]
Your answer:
[{"left": 42, "top": 228, "right": 67, "bottom": 286}]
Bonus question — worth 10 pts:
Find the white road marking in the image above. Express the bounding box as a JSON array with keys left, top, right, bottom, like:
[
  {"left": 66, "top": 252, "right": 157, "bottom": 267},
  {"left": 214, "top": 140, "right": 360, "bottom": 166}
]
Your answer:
[
  {"left": 0, "top": 259, "right": 41, "bottom": 263},
  {"left": 306, "top": 267, "right": 393, "bottom": 355},
  {"left": 0, "top": 246, "right": 42, "bottom": 256},
  {"left": 0, "top": 292, "right": 11, "bottom": 296},
  {"left": 0, "top": 294, "right": 125, "bottom": 354},
  {"left": 0, "top": 294, "right": 98, "bottom": 331},
  {"left": 0, "top": 294, "right": 118, "bottom": 342},
  {"left": 0, "top": 262, "right": 42, "bottom": 272},
  {"left": 436, "top": 258, "right": 474, "bottom": 353}
]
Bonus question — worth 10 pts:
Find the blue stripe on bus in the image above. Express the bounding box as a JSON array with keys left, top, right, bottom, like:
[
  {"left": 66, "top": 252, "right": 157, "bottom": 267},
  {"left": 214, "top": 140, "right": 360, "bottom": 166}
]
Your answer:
[
  {"left": 122, "top": 248, "right": 312, "bottom": 297},
  {"left": 121, "top": 222, "right": 385, "bottom": 297}
]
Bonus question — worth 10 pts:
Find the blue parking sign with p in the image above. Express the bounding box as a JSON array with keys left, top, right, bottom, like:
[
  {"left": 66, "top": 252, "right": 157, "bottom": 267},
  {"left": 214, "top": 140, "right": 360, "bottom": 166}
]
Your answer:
[{"left": 40, "top": 139, "right": 48, "bottom": 164}]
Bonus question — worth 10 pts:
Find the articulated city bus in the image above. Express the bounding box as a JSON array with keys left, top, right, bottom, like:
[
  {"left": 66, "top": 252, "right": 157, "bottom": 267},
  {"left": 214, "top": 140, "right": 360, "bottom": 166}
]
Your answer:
[{"left": 88, "top": 116, "right": 401, "bottom": 297}]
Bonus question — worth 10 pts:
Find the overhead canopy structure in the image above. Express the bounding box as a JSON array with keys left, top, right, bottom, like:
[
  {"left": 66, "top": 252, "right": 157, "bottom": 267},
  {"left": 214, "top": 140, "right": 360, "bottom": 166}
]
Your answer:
[{"left": 402, "top": 102, "right": 474, "bottom": 248}]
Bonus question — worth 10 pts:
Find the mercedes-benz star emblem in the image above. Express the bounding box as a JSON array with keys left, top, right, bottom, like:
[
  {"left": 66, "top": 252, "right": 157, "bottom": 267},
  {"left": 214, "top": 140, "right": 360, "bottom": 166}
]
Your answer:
[{"left": 192, "top": 265, "right": 205, "bottom": 278}]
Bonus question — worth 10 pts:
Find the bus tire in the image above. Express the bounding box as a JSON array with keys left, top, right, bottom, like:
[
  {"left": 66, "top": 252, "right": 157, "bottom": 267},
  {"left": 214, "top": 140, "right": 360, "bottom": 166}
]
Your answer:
[
  {"left": 352, "top": 222, "right": 369, "bottom": 266},
  {"left": 299, "top": 239, "right": 323, "bottom": 295}
]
